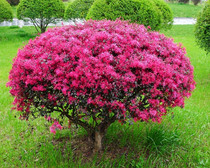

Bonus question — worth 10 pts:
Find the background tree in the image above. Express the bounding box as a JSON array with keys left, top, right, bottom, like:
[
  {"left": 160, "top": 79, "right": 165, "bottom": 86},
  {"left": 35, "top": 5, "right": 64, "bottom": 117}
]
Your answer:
[
  {"left": 6, "top": 0, "right": 19, "bottom": 5},
  {"left": 0, "top": 0, "right": 13, "bottom": 23},
  {"left": 86, "top": 0, "right": 163, "bottom": 31},
  {"left": 153, "top": 0, "right": 173, "bottom": 30},
  {"left": 7, "top": 20, "right": 195, "bottom": 151},
  {"left": 192, "top": 0, "right": 201, "bottom": 5},
  {"left": 17, "top": 0, "right": 65, "bottom": 33},
  {"left": 195, "top": 0, "right": 210, "bottom": 53},
  {"left": 65, "top": 0, "right": 95, "bottom": 20},
  {"left": 178, "top": 0, "right": 189, "bottom": 3}
]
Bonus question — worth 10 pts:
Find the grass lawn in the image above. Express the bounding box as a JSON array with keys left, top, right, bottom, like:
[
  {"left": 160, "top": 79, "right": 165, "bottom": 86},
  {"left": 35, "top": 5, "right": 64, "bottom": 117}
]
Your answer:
[
  {"left": 0, "top": 25, "right": 209, "bottom": 167},
  {"left": 168, "top": 2, "right": 203, "bottom": 18}
]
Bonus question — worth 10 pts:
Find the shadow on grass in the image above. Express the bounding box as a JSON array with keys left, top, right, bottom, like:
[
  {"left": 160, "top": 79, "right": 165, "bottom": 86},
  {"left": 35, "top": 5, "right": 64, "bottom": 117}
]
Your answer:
[
  {"left": 0, "top": 26, "right": 37, "bottom": 42},
  {"left": 29, "top": 121, "right": 182, "bottom": 167}
]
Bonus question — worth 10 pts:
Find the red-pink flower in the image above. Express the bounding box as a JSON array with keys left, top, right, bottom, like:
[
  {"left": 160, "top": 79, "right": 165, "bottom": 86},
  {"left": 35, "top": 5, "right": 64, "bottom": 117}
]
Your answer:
[
  {"left": 50, "top": 121, "right": 62, "bottom": 134},
  {"left": 7, "top": 19, "right": 195, "bottom": 125}
]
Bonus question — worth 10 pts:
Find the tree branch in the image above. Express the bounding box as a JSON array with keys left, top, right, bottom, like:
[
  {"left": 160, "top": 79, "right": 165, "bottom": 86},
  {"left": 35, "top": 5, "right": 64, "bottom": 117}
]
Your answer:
[
  {"left": 30, "top": 19, "right": 40, "bottom": 33},
  {"left": 55, "top": 106, "right": 94, "bottom": 135}
]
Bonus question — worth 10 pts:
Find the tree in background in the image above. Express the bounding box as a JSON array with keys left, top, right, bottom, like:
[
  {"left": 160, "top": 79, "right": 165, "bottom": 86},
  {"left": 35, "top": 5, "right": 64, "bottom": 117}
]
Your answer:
[
  {"left": 6, "top": 0, "right": 19, "bottom": 5},
  {"left": 195, "top": 0, "right": 210, "bottom": 53},
  {"left": 65, "top": 0, "right": 95, "bottom": 20},
  {"left": 0, "top": 0, "right": 13, "bottom": 23},
  {"left": 153, "top": 0, "right": 173, "bottom": 30},
  {"left": 192, "top": 0, "right": 201, "bottom": 5},
  {"left": 17, "top": 0, "right": 65, "bottom": 33},
  {"left": 7, "top": 20, "right": 195, "bottom": 151},
  {"left": 178, "top": 0, "right": 189, "bottom": 3},
  {"left": 86, "top": 0, "right": 170, "bottom": 31}
]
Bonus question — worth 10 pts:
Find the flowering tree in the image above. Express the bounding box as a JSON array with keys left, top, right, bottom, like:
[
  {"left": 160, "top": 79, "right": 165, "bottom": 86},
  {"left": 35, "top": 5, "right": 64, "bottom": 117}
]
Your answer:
[{"left": 7, "top": 20, "right": 195, "bottom": 151}]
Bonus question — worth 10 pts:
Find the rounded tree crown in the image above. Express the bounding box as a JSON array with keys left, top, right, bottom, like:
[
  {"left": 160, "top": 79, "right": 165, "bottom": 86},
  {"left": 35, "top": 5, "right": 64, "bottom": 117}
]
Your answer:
[
  {"left": 195, "top": 0, "right": 210, "bottom": 53},
  {"left": 65, "top": 0, "right": 95, "bottom": 19},
  {"left": 17, "top": 0, "right": 65, "bottom": 20},
  {"left": 8, "top": 20, "right": 195, "bottom": 123},
  {"left": 152, "top": 0, "right": 173, "bottom": 30},
  {"left": 86, "top": 0, "right": 165, "bottom": 31},
  {"left": 0, "top": 0, "right": 13, "bottom": 23}
]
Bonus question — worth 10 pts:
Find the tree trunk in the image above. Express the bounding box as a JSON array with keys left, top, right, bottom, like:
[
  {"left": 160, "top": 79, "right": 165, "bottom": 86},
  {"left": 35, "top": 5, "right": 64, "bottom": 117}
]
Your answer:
[
  {"left": 178, "top": 0, "right": 189, "bottom": 3},
  {"left": 94, "top": 131, "right": 104, "bottom": 151},
  {"left": 192, "top": 0, "right": 201, "bottom": 5},
  {"left": 92, "top": 117, "right": 116, "bottom": 152},
  {"left": 41, "top": 27, "right": 46, "bottom": 34}
]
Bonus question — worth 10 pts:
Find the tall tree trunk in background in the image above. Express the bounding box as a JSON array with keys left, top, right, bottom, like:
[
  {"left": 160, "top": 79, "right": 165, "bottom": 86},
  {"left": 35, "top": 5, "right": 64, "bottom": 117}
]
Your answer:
[
  {"left": 6, "top": 0, "right": 20, "bottom": 6},
  {"left": 41, "top": 27, "right": 46, "bottom": 34},
  {"left": 192, "top": 0, "right": 201, "bottom": 5},
  {"left": 178, "top": 0, "right": 190, "bottom": 3}
]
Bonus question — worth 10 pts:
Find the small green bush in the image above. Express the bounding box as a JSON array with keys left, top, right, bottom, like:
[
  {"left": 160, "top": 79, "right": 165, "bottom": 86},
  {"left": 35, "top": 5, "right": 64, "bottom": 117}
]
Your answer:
[
  {"left": 17, "top": 0, "right": 65, "bottom": 33},
  {"left": 86, "top": 0, "right": 163, "bottom": 31},
  {"left": 65, "top": 0, "right": 95, "bottom": 19},
  {"left": 153, "top": 0, "right": 173, "bottom": 30},
  {"left": 0, "top": 0, "right": 13, "bottom": 23},
  {"left": 195, "top": 0, "right": 210, "bottom": 53}
]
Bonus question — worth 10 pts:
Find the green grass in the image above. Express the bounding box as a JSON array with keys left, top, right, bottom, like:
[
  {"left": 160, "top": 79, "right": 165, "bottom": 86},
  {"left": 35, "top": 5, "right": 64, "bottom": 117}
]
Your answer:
[
  {"left": 168, "top": 2, "right": 203, "bottom": 18},
  {"left": 0, "top": 25, "right": 209, "bottom": 167}
]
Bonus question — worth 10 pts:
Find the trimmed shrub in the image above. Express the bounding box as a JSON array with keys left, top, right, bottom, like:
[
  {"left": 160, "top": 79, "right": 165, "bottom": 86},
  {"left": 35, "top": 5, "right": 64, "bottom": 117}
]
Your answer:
[
  {"left": 7, "top": 20, "right": 195, "bottom": 151},
  {"left": 86, "top": 0, "right": 163, "bottom": 31},
  {"left": 195, "top": 0, "right": 210, "bottom": 53},
  {"left": 65, "top": 0, "right": 95, "bottom": 19},
  {"left": 0, "top": 0, "right": 13, "bottom": 23},
  {"left": 17, "top": 0, "right": 65, "bottom": 33},
  {"left": 153, "top": 0, "right": 173, "bottom": 30},
  {"left": 6, "top": 0, "right": 19, "bottom": 6}
]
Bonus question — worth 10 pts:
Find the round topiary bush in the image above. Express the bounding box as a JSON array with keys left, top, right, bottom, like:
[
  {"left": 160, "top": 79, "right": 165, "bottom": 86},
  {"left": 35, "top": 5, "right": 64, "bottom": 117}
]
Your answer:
[
  {"left": 86, "top": 0, "right": 163, "bottom": 31},
  {"left": 7, "top": 0, "right": 19, "bottom": 6},
  {"left": 17, "top": 0, "right": 65, "bottom": 33},
  {"left": 7, "top": 20, "right": 195, "bottom": 151},
  {"left": 195, "top": 0, "right": 210, "bottom": 53},
  {"left": 65, "top": 0, "right": 95, "bottom": 20},
  {"left": 0, "top": 0, "right": 13, "bottom": 23},
  {"left": 153, "top": 0, "right": 173, "bottom": 30}
]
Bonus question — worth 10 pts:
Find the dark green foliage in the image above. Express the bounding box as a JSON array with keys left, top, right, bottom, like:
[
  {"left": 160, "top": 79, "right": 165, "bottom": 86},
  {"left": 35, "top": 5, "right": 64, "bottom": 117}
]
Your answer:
[
  {"left": 86, "top": 0, "right": 110, "bottom": 21},
  {"left": 6, "top": 0, "right": 19, "bottom": 6},
  {"left": 153, "top": 0, "right": 173, "bottom": 30},
  {"left": 0, "top": 0, "right": 13, "bottom": 23},
  {"left": 195, "top": 0, "right": 210, "bottom": 53},
  {"left": 192, "top": 0, "right": 201, "bottom": 5},
  {"left": 17, "top": 0, "right": 65, "bottom": 33},
  {"left": 65, "top": 0, "right": 95, "bottom": 19},
  {"left": 178, "top": 0, "right": 189, "bottom": 3},
  {"left": 86, "top": 0, "right": 163, "bottom": 31}
]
